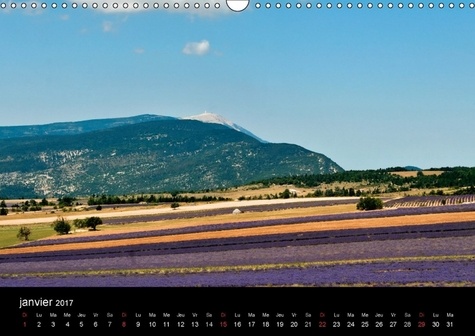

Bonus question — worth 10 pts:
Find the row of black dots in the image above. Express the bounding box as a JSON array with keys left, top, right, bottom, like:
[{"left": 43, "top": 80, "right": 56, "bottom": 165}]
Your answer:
[
  {"left": 255, "top": 2, "right": 475, "bottom": 8},
  {"left": 0, "top": 2, "right": 222, "bottom": 9},
  {"left": 2, "top": 2, "right": 475, "bottom": 10}
]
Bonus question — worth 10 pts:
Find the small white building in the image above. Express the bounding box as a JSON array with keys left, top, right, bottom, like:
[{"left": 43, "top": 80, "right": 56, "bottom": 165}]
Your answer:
[{"left": 232, "top": 208, "right": 242, "bottom": 214}]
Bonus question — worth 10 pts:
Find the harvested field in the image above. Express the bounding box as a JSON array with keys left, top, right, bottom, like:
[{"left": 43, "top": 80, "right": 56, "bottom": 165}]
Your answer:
[
  {"left": 389, "top": 170, "right": 445, "bottom": 177},
  {"left": 0, "top": 197, "right": 359, "bottom": 226}
]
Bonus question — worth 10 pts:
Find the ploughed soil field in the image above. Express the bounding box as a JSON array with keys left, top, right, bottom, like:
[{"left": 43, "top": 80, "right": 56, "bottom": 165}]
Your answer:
[{"left": 0, "top": 201, "right": 474, "bottom": 287}]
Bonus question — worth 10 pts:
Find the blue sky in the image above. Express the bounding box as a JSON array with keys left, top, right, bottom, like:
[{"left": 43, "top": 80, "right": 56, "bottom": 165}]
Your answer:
[{"left": 1, "top": 2, "right": 475, "bottom": 170}]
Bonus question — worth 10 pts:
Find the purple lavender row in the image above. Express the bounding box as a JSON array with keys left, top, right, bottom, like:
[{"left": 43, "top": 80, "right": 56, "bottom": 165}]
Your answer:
[
  {"left": 1, "top": 260, "right": 473, "bottom": 287},
  {"left": 2, "top": 235, "right": 473, "bottom": 274},
  {"left": 385, "top": 194, "right": 475, "bottom": 207},
  {"left": 18, "top": 202, "right": 475, "bottom": 248},
  {"left": 3, "top": 221, "right": 474, "bottom": 263},
  {"left": 2, "top": 231, "right": 473, "bottom": 274}
]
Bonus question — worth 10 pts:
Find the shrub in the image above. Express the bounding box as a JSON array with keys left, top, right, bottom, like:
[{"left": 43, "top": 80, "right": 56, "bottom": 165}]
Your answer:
[
  {"left": 171, "top": 202, "right": 180, "bottom": 209},
  {"left": 356, "top": 196, "right": 384, "bottom": 211},
  {"left": 73, "top": 218, "right": 87, "bottom": 229},
  {"left": 280, "top": 189, "right": 291, "bottom": 199}
]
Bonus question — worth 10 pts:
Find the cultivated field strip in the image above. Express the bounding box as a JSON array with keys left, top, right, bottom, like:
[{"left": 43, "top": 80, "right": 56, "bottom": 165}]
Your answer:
[
  {"left": 3, "top": 259, "right": 473, "bottom": 287},
  {"left": 2, "top": 203, "right": 475, "bottom": 287},
  {"left": 2, "top": 235, "right": 473, "bottom": 275},
  {"left": 384, "top": 194, "right": 475, "bottom": 208},
  {"left": 14, "top": 203, "right": 475, "bottom": 248},
  {"left": 102, "top": 198, "right": 361, "bottom": 224},
  {"left": 0, "top": 198, "right": 361, "bottom": 226},
  {"left": 1, "top": 219, "right": 474, "bottom": 263}
]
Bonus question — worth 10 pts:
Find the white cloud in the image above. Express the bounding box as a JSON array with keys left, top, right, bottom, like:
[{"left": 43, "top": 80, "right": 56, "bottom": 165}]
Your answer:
[
  {"left": 183, "top": 40, "right": 210, "bottom": 56},
  {"left": 134, "top": 48, "right": 145, "bottom": 54}
]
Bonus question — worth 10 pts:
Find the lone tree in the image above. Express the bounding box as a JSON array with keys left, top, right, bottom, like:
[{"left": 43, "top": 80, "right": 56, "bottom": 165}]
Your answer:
[
  {"left": 356, "top": 196, "right": 384, "bottom": 211},
  {"left": 0, "top": 200, "right": 7, "bottom": 215},
  {"left": 0, "top": 207, "right": 7, "bottom": 216},
  {"left": 52, "top": 216, "right": 71, "bottom": 235},
  {"left": 85, "top": 216, "right": 103, "bottom": 231},
  {"left": 73, "top": 217, "right": 103, "bottom": 231},
  {"left": 17, "top": 226, "right": 32, "bottom": 241}
]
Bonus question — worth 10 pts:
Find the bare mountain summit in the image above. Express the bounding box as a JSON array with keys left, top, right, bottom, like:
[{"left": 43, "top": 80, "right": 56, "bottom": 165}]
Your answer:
[{"left": 182, "top": 111, "right": 267, "bottom": 143}]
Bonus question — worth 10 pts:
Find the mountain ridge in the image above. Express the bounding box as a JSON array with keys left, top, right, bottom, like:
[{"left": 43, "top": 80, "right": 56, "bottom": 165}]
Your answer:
[
  {"left": 0, "top": 114, "right": 173, "bottom": 140},
  {"left": 0, "top": 112, "right": 266, "bottom": 142},
  {"left": 0, "top": 116, "right": 344, "bottom": 198}
]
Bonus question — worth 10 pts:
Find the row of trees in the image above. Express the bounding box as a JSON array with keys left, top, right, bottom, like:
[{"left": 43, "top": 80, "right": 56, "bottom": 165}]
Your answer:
[
  {"left": 16, "top": 216, "right": 103, "bottom": 241},
  {"left": 87, "top": 193, "right": 231, "bottom": 206},
  {"left": 1, "top": 198, "right": 59, "bottom": 214},
  {"left": 237, "top": 188, "right": 298, "bottom": 201},
  {"left": 236, "top": 187, "right": 402, "bottom": 201}
]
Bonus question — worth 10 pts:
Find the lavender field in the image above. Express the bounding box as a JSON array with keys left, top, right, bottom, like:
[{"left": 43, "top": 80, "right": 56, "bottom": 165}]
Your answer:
[
  {"left": 1, "top": 202, "right": 474, "bottom": 287},
  {"left": 384, "top": 194, "right": 475, "bottom": 208},
  {"left": 14, "top": 202, "right": 475, "bottom": 248},
  {"left": 1, "top": 234, "right": 474, "bottom": 287},
  {"left": 2, "top": 259, "right": 473, "bottom": 287}
]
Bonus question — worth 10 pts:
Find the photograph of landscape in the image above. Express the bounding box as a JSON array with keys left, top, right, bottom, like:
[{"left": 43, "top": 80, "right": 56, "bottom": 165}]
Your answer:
[{"left": 0, "top": 1, "right": 474, "bottom": 332}]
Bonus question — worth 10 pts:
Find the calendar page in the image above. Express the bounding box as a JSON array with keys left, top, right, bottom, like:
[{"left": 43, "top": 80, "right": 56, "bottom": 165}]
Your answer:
[{"left": 0, "top": 1, "right": 474, "bottom": 334}]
